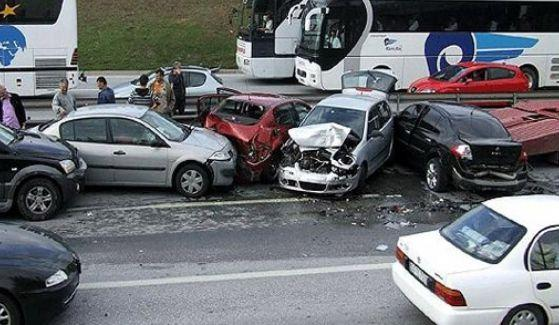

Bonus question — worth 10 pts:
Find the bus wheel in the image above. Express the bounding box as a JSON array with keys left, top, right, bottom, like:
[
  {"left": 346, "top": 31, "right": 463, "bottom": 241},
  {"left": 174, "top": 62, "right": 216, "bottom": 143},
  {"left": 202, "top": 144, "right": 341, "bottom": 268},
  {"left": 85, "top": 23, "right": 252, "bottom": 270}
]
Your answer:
[{"left": 521, "top": 66, "right": 538, "bottom": 91}]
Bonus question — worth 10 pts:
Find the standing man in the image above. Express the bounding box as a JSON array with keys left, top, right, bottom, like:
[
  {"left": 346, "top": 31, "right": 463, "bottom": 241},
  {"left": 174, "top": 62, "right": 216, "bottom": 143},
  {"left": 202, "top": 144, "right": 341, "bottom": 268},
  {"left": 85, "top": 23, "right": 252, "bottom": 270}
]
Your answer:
[
  {"left": 0, "top": 84, "right": 26, "bottom": 129},
  {"left": 168, "top": 62, "right": 186, "bottom": 115},
  {"left": 52, "top": 79, "right": 77, "bottom": 119},
  {"left": 150, "top": 68, "right": 175, "bottom": 116},
  {"left": 128, "top": 74, "right": 153, "bottom": 107},
  {"left": 96, "top": 76, "right": 116, "bottom": 104}
]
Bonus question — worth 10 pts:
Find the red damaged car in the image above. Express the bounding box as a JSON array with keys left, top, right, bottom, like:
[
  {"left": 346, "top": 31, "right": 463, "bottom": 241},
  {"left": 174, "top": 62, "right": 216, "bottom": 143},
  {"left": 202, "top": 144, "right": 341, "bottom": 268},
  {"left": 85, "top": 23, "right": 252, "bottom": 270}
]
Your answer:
[
  {"left": 200, "top": 93, "right": 311, "bottom": 182},
  {"left": 409, "top": 62, "right": 530, "bottom": 94}
]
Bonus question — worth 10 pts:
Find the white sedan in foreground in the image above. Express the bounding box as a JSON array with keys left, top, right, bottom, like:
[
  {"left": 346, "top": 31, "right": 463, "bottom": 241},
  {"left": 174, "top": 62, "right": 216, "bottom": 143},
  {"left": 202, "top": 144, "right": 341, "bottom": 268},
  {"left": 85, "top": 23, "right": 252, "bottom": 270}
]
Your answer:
[{"left": 393, "top": 195, "right": 559, "bottom": 325}]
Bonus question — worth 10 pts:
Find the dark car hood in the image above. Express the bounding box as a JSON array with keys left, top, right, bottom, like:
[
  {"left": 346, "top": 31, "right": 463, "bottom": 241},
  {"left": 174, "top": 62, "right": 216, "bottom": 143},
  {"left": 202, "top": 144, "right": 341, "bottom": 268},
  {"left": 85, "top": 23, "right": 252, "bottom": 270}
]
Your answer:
[
  {"left": 13, "top": 132, "right": 74, "bottom": 161},
  {"left": 0, "top": 223, "right": 74, "bottom": 265}
]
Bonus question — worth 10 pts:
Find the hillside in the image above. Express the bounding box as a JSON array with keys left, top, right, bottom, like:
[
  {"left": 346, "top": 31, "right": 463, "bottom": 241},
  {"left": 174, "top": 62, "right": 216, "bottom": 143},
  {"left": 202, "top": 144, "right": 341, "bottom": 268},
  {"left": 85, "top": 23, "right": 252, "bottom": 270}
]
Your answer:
[{"left": 78, "top": 0, "right": 238, "bottom": 70}]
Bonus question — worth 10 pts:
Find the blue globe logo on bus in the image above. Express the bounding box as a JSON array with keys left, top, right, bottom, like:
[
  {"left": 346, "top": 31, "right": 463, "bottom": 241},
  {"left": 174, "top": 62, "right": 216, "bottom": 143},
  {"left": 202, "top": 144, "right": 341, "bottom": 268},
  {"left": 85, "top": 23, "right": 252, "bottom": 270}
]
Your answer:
[
  {"left": 425, "top": 33, "right": 539, "bottom": 75},
  {"left": 0, "top": 26, "right": 27, "bottom": 67}
]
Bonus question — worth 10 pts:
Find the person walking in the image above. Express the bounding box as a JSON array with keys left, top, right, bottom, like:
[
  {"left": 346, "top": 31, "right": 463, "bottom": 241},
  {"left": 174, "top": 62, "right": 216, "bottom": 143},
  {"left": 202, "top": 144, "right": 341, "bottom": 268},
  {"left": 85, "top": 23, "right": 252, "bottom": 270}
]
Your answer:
[
  {"left": 52, "top": 79, "right": 76, "bottom": 119},
  {"left": 96, "top": 76, "right": 116, "bottom": 104},
  {"left": 150, "top": 68, "right": 175, "bottom": 116},
  {"left": 128, "top": 74, "right": 153, "bottom": 107},
  {"left": 168, "top": 62, "right": 186, "bottom": 115},
  {"left": 0, "top": 84, "right": 26, "bottom": 129}
]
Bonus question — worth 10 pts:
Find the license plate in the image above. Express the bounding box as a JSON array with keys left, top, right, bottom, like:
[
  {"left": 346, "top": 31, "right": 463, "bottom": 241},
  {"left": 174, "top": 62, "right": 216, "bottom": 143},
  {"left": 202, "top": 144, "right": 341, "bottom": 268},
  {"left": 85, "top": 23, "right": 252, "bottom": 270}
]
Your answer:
[{"left": 409, "top": 261, "right": 430, "bottom": 287}]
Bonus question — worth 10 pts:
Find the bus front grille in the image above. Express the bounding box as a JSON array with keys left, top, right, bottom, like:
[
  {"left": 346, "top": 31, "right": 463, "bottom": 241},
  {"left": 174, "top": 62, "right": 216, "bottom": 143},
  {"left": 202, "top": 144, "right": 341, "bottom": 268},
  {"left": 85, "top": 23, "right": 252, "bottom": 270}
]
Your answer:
[{"left": 35, "top": 58, "right": 67, "bottom": 89}]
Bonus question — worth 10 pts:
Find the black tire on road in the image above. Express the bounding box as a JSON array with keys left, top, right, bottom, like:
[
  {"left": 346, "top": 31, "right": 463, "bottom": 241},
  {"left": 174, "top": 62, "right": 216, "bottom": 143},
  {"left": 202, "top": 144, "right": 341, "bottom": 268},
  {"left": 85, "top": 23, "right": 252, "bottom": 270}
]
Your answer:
[
  {"left": 175, "top": 163, "right": 211, "bottom": 198},
  {"left": 0, "top": 292, "right": 22, "bottom": 325},
  {"left": 501, "top": 305, "right": 546, "bottom": 325},
  {"left": 425, "top": 157, "right": 449, "bottom": 192},
  {"left": 16, "top": 178, "right": 61, "bottom": 221},
  {"left": 521, "top": 66, "right": 539, "bottom": 91}
]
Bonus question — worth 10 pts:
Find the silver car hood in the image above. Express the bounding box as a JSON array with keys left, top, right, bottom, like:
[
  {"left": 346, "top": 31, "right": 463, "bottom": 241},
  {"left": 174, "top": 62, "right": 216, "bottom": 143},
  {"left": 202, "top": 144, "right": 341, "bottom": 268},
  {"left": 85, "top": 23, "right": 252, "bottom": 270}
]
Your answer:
[
  {"left": 288, "top": 123, "right": 351, "bottom": 150},
  {"left": 183, "top": 127, "right": 228, "bottom": 152}
]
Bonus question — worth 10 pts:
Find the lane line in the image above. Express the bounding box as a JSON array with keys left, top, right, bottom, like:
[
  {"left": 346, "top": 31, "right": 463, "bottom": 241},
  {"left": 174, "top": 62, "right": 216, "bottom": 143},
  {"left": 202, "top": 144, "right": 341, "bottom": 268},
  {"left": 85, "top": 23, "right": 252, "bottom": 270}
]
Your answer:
[{"left": 79, "top": 262, "right": 393, "bottom": 290}]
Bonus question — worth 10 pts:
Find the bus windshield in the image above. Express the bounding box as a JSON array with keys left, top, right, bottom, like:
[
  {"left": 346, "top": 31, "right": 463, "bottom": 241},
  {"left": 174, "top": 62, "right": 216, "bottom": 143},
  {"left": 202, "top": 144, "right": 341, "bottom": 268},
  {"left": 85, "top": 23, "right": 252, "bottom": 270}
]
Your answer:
[{"left": 239, "top": 0, "right": 275, "bottom": 37}]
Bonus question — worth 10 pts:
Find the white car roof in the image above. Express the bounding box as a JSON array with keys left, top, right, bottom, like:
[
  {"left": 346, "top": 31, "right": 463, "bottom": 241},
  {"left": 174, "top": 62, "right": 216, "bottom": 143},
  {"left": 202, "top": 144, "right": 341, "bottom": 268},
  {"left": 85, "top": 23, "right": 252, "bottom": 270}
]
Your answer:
[
  {"left": 317, "top": 94, "right": 381, "bottom": 112},
  {"left": 484, "top": 195, "right": 559, "bottom": 232},
  {"left": 68, "top": 104, "right": 148, "bottom": 119}
]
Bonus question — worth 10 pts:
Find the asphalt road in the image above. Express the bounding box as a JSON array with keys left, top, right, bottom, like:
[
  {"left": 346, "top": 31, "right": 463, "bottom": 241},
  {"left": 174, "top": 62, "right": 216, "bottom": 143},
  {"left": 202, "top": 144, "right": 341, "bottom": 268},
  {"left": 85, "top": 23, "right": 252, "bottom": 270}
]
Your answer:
[{"left": 1, "top": 165, "right": 490, "bottom": 325}]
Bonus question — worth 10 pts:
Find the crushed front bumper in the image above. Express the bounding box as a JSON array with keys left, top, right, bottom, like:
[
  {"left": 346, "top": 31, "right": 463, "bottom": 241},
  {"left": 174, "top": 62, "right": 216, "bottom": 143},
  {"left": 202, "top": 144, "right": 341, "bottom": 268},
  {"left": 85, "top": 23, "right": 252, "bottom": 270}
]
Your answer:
[{"left": 279, "top": 166, "right": 360, "bottom": 194}]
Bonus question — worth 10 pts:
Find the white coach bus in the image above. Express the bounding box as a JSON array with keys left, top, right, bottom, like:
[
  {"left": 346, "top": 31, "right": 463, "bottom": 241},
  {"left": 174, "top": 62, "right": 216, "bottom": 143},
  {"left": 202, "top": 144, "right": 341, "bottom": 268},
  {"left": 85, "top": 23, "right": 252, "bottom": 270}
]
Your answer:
[
  {"left": 0, "top": 0, "right": 79, "bottom": 96},
  {"left": 235, "top": 0, "right": 308, "bottom": 78},
  {"left": 294, "top": 0, "right": 559, "bottom": 90}
]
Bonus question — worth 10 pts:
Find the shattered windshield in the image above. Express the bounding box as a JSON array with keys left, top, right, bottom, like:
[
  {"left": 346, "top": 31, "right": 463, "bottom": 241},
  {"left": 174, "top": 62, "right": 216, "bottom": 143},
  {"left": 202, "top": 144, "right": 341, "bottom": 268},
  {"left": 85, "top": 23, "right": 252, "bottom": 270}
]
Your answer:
[
  {"left": 431, "top": 65, "right": 465, "bottom": 81},
  {"left": 441, "top": 205, "right": 526, "bottom": 264},
  {"left": 302, "top": 106, "right": 365, "bottom": 139}
]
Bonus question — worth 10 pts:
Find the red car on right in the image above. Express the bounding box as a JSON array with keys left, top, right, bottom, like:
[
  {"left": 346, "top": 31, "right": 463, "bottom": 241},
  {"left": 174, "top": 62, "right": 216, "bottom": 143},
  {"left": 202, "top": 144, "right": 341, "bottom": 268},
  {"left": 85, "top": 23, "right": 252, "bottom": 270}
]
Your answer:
[{"left": 409, "top": 62, "right": 530, "bottom": 94}]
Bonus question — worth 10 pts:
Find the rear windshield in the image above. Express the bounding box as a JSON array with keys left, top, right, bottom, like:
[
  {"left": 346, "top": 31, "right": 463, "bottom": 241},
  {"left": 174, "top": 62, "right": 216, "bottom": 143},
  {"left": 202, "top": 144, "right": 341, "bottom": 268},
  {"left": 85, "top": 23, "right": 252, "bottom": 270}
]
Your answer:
[
  {"left": 215, "top": 99, "right": 267, "bottom": 125},
  {"left": 441, "top": 205, "right": 526, "bottom": 264},
  {"left": 454, "top": 116, "right": 510, "bottom": 140},
  {"left": 0, "top": 0, "right": 64, "bottom": 25},
  {"left": 431, "top": 65, "right": 465, "bottom": 81}
]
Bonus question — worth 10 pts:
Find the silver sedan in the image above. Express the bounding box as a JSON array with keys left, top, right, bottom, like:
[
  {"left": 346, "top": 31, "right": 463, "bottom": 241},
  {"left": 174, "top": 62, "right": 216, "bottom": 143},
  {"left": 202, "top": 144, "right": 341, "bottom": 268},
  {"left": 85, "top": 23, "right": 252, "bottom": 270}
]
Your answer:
[{"left": 38, "top": 105, "right": 236, "bottom": 198}]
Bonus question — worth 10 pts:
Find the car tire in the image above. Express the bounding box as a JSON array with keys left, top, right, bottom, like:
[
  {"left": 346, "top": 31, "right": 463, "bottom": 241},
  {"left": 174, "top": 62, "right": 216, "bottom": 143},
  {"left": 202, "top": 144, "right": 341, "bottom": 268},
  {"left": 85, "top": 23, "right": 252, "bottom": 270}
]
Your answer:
[
  {"left": 175, "top": 163, "right": 211, "bottom": 198},
  {"left": 0, "top": 292, "right": 22, "bottom": 325},
  {"left": 521, "top": 66, "right": 538, "bottom": 91},
  {"left": 16, "top": 178, "right": 61, "bottom": 221},
  {"left": 501, "top": 305, "right": 546, "bottom": 325},
  {"left": 425, "top": 158, "right": 449, "bottom": 192}
]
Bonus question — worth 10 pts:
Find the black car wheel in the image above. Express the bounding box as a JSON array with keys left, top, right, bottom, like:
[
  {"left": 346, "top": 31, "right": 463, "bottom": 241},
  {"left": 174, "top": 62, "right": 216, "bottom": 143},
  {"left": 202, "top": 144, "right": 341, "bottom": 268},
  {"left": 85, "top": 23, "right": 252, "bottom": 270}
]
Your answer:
[
  {"left": 425, "top": 158, "right": 449, "bottom": 192},
  {"left": 0, "top": 293, "right": 22, "bottom": 325},
  {"left": 501, "top": 305, "right": 545, "bottom": 325},
  {"left": 16, "top": 178, "right": 61, "bottom": 221},
  {"left": 175, "top": 164, "right": 210, "bottom": 198}
]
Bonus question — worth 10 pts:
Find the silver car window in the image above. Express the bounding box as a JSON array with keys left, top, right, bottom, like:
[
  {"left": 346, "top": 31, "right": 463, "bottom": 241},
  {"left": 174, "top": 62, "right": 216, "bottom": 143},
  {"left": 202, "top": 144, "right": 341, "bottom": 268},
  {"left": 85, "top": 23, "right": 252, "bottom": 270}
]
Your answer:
[{"left": 110, "top": 119, "right": 158, "bottom": 146}]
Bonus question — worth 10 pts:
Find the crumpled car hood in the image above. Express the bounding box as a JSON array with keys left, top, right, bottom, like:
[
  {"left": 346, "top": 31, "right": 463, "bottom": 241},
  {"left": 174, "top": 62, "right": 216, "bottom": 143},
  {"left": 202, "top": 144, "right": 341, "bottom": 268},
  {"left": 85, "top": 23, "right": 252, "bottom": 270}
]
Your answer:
[{"left": 288, "top": 123, "right": 351, "bottom": 150}]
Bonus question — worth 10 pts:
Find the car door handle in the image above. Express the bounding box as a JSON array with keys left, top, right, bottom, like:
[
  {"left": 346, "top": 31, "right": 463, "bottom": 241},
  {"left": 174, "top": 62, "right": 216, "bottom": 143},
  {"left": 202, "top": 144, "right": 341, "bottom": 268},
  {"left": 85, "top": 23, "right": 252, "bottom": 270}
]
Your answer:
[
  {"left": 537, "top": 282, "right": 552, "bottom": 290},
  {"left": 113, "top": 150, "right": 126, "bottom": 156}
]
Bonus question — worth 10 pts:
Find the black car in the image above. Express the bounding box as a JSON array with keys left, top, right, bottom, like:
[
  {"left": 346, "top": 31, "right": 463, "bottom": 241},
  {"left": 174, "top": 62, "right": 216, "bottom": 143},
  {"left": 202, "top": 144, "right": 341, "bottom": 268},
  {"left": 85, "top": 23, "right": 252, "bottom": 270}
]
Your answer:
[
  {"left": 0, "top": 125, "right": 86, "bottom": 221},
  {"left": 396, "top": 102, "right": 527, "bottom": 192},
  {"left": 0, "top": 223, "right": 81, "bottom": 325}
]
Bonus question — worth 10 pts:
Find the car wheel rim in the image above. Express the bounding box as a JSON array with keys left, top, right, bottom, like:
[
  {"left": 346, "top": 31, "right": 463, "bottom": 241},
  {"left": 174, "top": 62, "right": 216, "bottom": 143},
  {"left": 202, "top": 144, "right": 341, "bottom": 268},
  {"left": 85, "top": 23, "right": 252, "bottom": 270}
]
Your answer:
[
  {"left": 180, "top": 170, "right": 204, "bottom": 195},
  {"left": 25, "top": 186, "right": 53, "bottom": 213},
  {"left": 526, "top": 75, "right": 534, "bottom": 89},
  {"left": 426, "top": 163, "right": 438, "bottom": 189},
  {"left": 0, "top": 303, "right": 11, "bottom": 325},
  {"left": 510, "top": 310, "right": 539, "bottom": 325}
]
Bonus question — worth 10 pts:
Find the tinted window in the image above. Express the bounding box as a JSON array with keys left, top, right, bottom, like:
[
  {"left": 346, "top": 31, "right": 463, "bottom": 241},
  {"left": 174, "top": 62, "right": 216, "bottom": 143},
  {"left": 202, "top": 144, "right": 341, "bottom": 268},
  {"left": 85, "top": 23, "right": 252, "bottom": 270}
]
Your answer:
[
  {"left": 372, "top": 1, "right": 559, "bottom": 32},
  {"left": 418, "top": 109, "right": 441, "bottom": 133},
  {"left": 188, "top": 72, "right": 207, "bottom": 88},
  {"left": 488, "top": 68, "right": 515, "bottom": 80},
  {"left": 531, "top": 230, "right": 559, "bottom": 271},
  {"left": 453, "top": 114, "right": 510, "bottom": 140},
  {"left": 110, "top": 119, "right": 158, "bottom": 146},
  {"left": 399, "top": 105, "right": 423, "bottom": 124},
  {"left": 0, "top": 0, "right": 63, "bottom": 25},
  {"left": 463, "top": 69, "right": 487, "bottom": 82},
  {"left": 293, "top": 103, "right": 310, "bottom": 124},
  {"left": 60, "top": 119, "right": 108, "bottom": 143},
  {"left": 379, "top": 101, "right": 392, "bottom": 126},
  {"left": 274, "top": 104, "right": 297, "bottom": 126},
  {"left": 441, "top": 205, "right": 526, "bottom": 264},
  {"left": 368, "top": 106, "right": 382, "bottom": 131}
]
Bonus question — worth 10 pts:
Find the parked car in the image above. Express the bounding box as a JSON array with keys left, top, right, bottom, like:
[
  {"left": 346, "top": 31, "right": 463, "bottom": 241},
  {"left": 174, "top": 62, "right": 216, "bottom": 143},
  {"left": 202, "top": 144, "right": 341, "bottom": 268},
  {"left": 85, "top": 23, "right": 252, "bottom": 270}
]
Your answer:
[
  {"left": 0, "top": 222, "right": 81, "bottom": 325},
  {"left": 0, "top": 125, "right": 86, "bottom": 221},
  {"left": 408, "top": 62, "right": 530, "bottom": 94},
  {"left": 201, "top": 93, "right": 311, "bottom": 182},
  {"left": 395, "top": 101, "right": 527, "bottom": 192},
  {"left": 112, "top": 65, "right": 223, "bottom": 99},
  {"left": 37, "top": 105, "right": 236, "bottom": 198},
  {"left": 393, "top": 195, "right": 559, "bottom": 325},
  {"left": 278, "top": 70, "right": 396, "bottom": 194}
]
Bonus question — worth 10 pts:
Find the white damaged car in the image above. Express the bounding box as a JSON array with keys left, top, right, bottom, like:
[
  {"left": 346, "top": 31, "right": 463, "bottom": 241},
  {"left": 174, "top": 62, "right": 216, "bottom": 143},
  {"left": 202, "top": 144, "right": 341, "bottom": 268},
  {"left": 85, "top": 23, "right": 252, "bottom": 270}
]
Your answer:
[{"left": 278, "top": 70, "right": 396, "bottom": 194}]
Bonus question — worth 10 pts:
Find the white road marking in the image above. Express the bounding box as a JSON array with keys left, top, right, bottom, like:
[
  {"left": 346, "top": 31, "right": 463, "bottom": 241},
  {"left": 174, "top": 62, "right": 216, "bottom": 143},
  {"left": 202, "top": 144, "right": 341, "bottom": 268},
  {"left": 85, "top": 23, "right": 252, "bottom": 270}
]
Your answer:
[
  {"left": 67, "top": 193, "right": 404, "bottom": 214},
  {"left": 79, "top": 262, "right": 393, "bottom": 290}
]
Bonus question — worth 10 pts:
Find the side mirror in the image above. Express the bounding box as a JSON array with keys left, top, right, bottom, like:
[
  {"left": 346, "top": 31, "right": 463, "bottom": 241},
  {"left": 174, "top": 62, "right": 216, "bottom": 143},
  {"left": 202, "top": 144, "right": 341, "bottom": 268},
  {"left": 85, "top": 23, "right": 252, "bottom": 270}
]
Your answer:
[
  {"left": 78, "top": 72, "right": 87, "bottom": 83},
  {"left": 368, "top": 130, "right": 384, "bottom": 139}
]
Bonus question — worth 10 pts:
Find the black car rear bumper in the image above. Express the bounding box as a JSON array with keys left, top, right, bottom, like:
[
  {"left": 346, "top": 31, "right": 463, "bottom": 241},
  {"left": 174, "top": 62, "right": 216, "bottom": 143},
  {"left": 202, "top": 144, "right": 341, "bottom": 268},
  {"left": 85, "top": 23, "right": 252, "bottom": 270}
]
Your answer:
[{"left": 452, "top": 167, "right": 527, "bottom": 192}]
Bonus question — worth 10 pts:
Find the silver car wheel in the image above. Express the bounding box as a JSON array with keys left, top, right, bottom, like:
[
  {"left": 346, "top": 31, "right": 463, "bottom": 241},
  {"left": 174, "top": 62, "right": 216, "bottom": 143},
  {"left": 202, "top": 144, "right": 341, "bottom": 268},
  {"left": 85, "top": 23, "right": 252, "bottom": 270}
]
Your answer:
[
  {"left": 0, "top": 303, "right": 11, "bottom": 325},
  {"left": 180, "top": 170, "right": 204, "bottom": 195},
  {"left": 509, "top": 310, "right": 539, "bottom": 325},
  {"left": 25, "top": 186, "right": 53, "bottom": 213},
  {"left": 426, "top": 162, "right": 438, "bottom": 189}
]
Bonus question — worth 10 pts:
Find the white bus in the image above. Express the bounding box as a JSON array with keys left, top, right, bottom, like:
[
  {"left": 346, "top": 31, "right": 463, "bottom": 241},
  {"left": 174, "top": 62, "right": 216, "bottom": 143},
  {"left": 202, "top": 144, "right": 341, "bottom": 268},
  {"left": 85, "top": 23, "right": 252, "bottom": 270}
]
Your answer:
[
  {"left": 235, "top": 0, "right": 307, "bottom": 78},
  {"left": 0, "top": 0, "right": 79, "bottom": 96},
  {"left": 294, "top": 0, "right": 559, "bottom": 90}
]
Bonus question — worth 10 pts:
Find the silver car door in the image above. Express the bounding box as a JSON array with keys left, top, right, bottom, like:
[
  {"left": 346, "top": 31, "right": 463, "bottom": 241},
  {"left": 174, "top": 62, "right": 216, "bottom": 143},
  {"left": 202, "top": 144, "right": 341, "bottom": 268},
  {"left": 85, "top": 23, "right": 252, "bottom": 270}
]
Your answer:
[
  {"left": 109, "top": 118, "right": 169, "bottom": 186},
  {"left": 378, "top": 101, "right": 394, "bottom": 161},
  {"left": 59, "top": 118, "right": 115, "bottom": 185},
  {"left": 184, "top": 71, "right": 211, "bottom": 97},
  {"left": 364, "top": 105, "right": 385, "bottom": 173}
]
